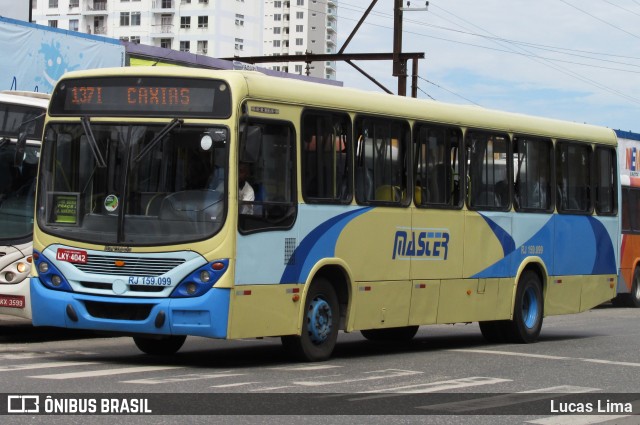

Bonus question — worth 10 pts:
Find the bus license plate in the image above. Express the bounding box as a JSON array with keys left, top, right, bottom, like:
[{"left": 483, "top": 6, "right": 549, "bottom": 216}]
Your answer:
[
  {"left": 56, "top": 248, "right": 88, "bottom": 264},
  {"left": 0, "top": 295, "right": 25, "bottom": 309}
]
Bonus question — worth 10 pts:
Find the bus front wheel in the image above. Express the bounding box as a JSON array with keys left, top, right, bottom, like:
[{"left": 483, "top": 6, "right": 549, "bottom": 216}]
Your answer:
[
  {"left": 281, "top": 277, "right": 339, "bottom": 362},
  {"left": 505, "top": 270, "right": 544, "bottom": 343},
  {"left": 133, "top": 335, "right": 186, "bottom": 355}
]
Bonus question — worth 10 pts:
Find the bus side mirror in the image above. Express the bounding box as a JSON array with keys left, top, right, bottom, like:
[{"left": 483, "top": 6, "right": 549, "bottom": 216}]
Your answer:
[
  {"left": 14, "top": 132, "right": 27, "bottom": 167},
  {"left": 240, "top": 125, "right": 262, "bottom": 163}
]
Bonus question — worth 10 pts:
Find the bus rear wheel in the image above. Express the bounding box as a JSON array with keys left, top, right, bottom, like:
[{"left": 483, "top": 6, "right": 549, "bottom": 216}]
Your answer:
[
  {"left": 505, "top": 270, "right": 543, "bottom": 343},
  {"left": 613, "top": 267, "right": 640, "bottom": 308},
  {"left": 133, "top": 335, "right": 186, "bottom": 355},
  {"left": 281, "top": 277, "right": 339, "bottom": 362},
  {"left": 360, "top": 326, "right": 419, "bottom": 342}
]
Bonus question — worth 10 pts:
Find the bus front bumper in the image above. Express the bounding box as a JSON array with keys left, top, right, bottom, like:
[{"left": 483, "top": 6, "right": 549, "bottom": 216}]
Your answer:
[{"left": 30, "top": 278, "right": 230, "bottom": 338}]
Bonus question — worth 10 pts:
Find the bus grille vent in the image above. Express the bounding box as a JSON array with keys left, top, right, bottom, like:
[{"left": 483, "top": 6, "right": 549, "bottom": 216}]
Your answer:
[
  {"left": 284, "top": 238, "right": 296, "bottom": 265},
  {"left": 74, "top": 255, "right": 185, "bottom": 277},
  {"left": 84, "top": 301, "right": 153, "bottom": 321}
]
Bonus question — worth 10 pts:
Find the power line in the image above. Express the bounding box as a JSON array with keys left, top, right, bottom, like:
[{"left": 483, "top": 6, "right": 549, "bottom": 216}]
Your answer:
[
  {"left": 418, "top": 76, "right": 481, "bottom": 106},
  {"left": 558, "top": 0, "right": 640, "bottom": 40},
  {"left": 602, "top": 0, "right": 640, "bottom": 18}
]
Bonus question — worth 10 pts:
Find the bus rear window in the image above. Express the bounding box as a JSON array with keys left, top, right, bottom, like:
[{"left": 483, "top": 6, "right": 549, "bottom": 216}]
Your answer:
[{"left": 49, "top": 76, "right": 231, "bottom": 118}]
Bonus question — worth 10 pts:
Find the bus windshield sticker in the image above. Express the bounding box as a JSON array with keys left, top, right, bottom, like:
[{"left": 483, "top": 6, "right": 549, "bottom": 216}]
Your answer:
[
  {"left": 104, "top": 194, "right": 119, "bottom": 213},
  {"left": 50, "top": 193, "right": 79, "bottom": 225}
]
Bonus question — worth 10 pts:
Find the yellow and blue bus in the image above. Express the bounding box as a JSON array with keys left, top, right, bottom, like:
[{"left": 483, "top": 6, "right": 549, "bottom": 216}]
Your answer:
[
  {"left": 30, "top": 67, "right": 618, "bottom": 360},
  {"left": 0, "top": 91, "right": 49, "bottom": 320}
]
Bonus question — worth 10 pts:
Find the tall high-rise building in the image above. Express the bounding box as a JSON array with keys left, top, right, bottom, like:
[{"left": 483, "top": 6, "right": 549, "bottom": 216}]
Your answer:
[
  {"left": 262, "top": 0, "right": 336, "bottom": 80},
  {"left": 31, "top": 0, "right": 336, "bottom": 80}
]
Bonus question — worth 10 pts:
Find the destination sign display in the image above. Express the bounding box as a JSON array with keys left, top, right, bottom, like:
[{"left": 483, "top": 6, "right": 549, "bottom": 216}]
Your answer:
[{"left": 49, "top": 76, "right": 231, "bottom": 118}]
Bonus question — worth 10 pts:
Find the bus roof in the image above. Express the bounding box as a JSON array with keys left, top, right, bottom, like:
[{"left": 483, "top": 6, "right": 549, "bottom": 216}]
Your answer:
[
  {"left": 0, "top": 91, "right": 50, "bottom": 109},
  {"left": 54, "top": 66, "right": 616, "bottom": 146}
]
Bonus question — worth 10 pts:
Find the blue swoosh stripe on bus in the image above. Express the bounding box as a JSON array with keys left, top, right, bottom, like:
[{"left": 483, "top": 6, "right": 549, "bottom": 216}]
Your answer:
[
  {"left": 472, "top": 215, "right": 616, "bottom": 278},
  {"left": 478, "top": 213, "right": 516, "bottom": 257},
  {"left": 279, "top": 207, "right": 372, "bottom": 284}
]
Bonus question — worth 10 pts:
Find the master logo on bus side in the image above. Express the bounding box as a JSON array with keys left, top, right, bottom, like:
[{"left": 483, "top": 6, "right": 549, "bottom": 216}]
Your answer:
[{"left": 392, "top": 229, "right": 450, "bottom": 260}]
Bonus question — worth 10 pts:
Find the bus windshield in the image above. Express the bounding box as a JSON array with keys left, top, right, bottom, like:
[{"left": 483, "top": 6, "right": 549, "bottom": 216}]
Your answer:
[
  {"left": 0, "top": 142, "right": 40, "bottom": 241},
  {"left": 37, "top": 122, "right": 228, "bottom": 246}
]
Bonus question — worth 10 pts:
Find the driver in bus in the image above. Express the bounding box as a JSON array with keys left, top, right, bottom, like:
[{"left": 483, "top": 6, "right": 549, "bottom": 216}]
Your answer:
[{"left": 239, "top": 161, "right": 255, "bottom": 215}]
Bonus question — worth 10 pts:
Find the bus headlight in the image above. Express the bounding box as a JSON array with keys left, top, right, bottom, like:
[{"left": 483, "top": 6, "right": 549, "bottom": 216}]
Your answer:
[
  {"left": 32, "top": 250, "right": 73, "bottom": 292},
  {"left": 171, "top": 259, "right": 229, "bottom": 298},
  {"left": 16, "top": 262, "right": 28, "bottom": 273},
  {"left": 38, "top": 262, "right": 49, "bottom": 273},
  {"left": 4, "top": 272, "right": 15, "bottom": 282}
]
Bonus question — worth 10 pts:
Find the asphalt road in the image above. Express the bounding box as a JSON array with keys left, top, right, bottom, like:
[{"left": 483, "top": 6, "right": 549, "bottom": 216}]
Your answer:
[{"left": 1, "top": 303, "right": 640, "bottom": 425}]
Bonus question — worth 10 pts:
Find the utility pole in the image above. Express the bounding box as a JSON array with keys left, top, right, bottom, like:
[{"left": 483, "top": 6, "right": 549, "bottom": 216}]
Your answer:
[{"left": 393, "top": 0, "right": 407, "bottom": 96}]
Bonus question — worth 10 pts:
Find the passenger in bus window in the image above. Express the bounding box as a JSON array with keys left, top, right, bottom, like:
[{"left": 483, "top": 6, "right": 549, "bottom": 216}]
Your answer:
[{"left": 239, "top": 161, "right": 255, "bottom": 215}]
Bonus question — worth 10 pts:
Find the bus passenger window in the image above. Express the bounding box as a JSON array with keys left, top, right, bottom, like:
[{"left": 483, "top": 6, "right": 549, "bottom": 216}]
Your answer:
[
  {"left": 466, "top": 131, "right": 510, "bottom": 211},
  {"left": 513, "top": 137, "right": 553, "bottom": 212},
  {"left": 595, "top": 147, "right": 616, "bottom": 215},
  {"left": 354, "top": 116, "right": 409, "bottom": 206},
  {"left": 301, "top": 111, "right": 351, "bottom": 203},
  {"left": 413, "top": 124, "right": 462, "bottom": 209},
  {"left": 556, "top": 142, "right": 591, "bottom": 214}
]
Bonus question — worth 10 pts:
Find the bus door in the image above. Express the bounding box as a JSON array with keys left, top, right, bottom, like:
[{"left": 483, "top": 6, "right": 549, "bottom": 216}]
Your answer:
[{"left": 410, "top": 124, "right": 465, "bottom": 324}]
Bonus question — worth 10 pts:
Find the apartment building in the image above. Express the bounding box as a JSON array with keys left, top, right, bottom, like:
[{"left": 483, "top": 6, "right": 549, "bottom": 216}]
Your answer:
[
  {"left": 262, "top": 0, "right": 336, "bottom": 80},
  {"left": 31, "top": 0, "right": 336, "bottom": 80}
]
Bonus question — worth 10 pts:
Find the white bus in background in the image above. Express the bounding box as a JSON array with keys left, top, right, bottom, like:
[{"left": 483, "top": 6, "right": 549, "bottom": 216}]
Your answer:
[{"left": 0, "top": 91, "right": 49, "bottom": 319}]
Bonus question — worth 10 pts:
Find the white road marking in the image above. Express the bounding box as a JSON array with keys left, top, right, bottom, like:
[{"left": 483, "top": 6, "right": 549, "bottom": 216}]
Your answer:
[
  {"left": 418, "top": 385, "right": 599, "bottom": 412},
  {"left": 0, "top": 351, "right": 96, "bottom": 360},
  {"left": 451, "top": 349, "right": 640, "bottom": 368},
  {"left": 250, "top": 386, "right": 294, "bottom": 391},
  {"left": 30, "top": 365, "right": 183, "bottom": 379},
  {"left": 350, "top": 377, "right": 512, "bottom": 400},
  {"left": 269, "top": 365, "right": 342, "bottom": 371},
  {"left": 0, "top": 361, "right": 100, "bottom": 372},
  {"left": 292, "top": 369, "right": 422, "bottom": 387},
  {"left": 210, "top": 382, "right": 261, "bottom": 388},
  {"left": 122, "top": 372, "right": 245, "bottom": 384}
]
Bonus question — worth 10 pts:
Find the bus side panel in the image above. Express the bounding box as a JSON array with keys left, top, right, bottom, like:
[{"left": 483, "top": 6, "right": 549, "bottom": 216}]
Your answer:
[
  {"left": 336, "top": 208, "right": 411, "bottom": 283},
  {"left": 436, "top": 278, "right": 501, "bottom": 324},
  {"left": 408, "top": 280, "right": 440, "bottom": 325},
  {"left": 463, "top": 212, "right": 512, "bottom": 278},
  {"left": 351, "top": 281, "right": 412, "bottom": 330},
  {"left": 227, "top": 284, "right": 303, "bottom": 339},
  {"left": 581, "top": 275, "right": 616, "bottom": 312},
  {"left": 545, "top": 277, "right": 582, "bottom": 315},
  {"left": 409, "top": 209, "right": 465, "bottom": 280}
]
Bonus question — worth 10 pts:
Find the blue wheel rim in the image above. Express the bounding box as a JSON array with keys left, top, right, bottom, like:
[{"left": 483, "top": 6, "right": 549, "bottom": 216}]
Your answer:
[
  {"left": 522, "top": 287, "right": 539, "bottom": 329},
  {"left": 307, "top": 297, "right": 332, "bottom": 345}
]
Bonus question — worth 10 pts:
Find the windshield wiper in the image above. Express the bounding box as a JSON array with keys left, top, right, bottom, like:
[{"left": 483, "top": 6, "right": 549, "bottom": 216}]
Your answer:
[
  {"left": 133, "top": 118, "right": 183, "bottom": 163},
  {"left": 80, "top": 116, "right": 107, "bottom": 168}
]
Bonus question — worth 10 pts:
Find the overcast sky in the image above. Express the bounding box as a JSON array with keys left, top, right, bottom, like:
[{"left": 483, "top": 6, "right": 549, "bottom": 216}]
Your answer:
[{"left": 334, "top": 0, "right": 640, "bottom": 132}]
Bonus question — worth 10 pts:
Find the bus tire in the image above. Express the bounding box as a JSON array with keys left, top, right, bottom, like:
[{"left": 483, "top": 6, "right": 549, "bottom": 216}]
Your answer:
[
  {"left": 615, "top": 267, "right": 640, "bottom": 308},
  {"left": 360, "top": 326, "right": 419, "bottom": 342},
  {"left": 505, "top": 270, "right": 543, "bottom": 343},
  {"left": 133, "top": 335, "right": 186, "bottom": 355},
  {"left": 281, "top": 277, "right": 339, "bottom": 362},
  {"left": 479, "top": 320, "right": 508, "bottom": 343}
]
